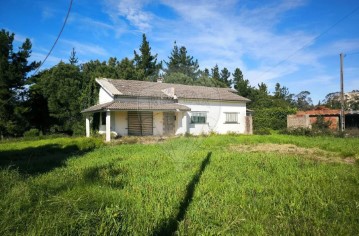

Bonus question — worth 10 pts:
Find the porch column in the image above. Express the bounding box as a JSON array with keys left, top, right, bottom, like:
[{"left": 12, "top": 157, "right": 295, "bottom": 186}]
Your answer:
[
  {"left": 106, "top": 110, "right": 111, "bottom": 142},
  {"left": 85, "top": 115, "right": 90, "bottom": 137}
]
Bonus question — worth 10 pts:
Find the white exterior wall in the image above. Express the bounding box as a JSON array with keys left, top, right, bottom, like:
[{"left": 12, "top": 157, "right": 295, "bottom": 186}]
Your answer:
[
  {"left": 99, "top": 87, "right": 114, "bottom": 104},
  {"left": 99, "top": 111, "right": 127, "bottom": 136},
  {"left": 114, "top": 111, "right": 128, "bottom": 136},
  {"left": 177, "top": 99, "right": 247, "bottom": 135},
  {"left": 153, "top": 112, "right": 163, "bottom": 135}
]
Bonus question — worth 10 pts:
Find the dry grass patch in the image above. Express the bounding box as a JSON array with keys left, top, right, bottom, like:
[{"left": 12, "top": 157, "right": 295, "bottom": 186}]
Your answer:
[{"left": 228, "top": 143, "right": 356, "bottom": 164}]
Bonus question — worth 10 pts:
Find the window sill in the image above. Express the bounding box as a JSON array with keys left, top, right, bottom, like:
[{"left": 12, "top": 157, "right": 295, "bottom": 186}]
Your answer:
[{"left": 224, "top": 122, "right": 239, "bottom": 124}]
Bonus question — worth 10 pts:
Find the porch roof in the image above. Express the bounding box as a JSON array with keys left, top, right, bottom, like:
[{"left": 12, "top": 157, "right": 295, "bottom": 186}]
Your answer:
[{"left": 81, "top": 101, "right": 191, "bottom": 113}]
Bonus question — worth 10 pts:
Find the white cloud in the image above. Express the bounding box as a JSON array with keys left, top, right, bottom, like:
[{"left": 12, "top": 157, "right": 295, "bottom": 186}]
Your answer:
[
  {"left": 61, "top": 39, "right": 109, "bottom": 57},
  {"left": 99, "top": 0, "right": 354, "bottom": 101},
  {"left": 105, "top": 0, "right": 153, "bottom": 32}
]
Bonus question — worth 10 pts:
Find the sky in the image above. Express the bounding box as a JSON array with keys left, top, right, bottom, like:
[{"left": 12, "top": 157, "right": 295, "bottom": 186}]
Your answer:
[{"left": 1, "top": 0, "right": 359, "bottom": 103}]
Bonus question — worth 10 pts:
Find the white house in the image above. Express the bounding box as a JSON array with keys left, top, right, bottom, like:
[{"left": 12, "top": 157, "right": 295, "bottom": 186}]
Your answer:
[{"left": 82, "top": 78, "right": 252, "bottom": 141}]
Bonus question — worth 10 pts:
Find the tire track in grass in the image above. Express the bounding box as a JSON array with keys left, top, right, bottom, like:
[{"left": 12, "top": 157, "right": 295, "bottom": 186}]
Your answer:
[{"left": 152, "top": 152, "right": 212, "bottom": 235}]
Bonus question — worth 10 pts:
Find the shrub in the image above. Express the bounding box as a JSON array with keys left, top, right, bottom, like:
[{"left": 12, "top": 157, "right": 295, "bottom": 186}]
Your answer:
[
  {"left": 253, "top": 107, "right": 296, "bottom": 130},
  {"left": 312, "top": 115, "right": 332, "bottom": 130},
  {"left": 23, "top": 128, "right": 40, "bottom": 138},
  {"left": 254, "top": 128, "right": 271, "bottom": 135},
  {"left": 280, "top": 127, "right": 313, "bottom": 136}
]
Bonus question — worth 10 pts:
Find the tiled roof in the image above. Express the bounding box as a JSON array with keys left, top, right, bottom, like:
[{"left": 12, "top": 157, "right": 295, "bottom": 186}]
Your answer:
[
  {"left": 97, "top": 78, "right": 250, "bottom": 102},
  {"left": 81, "top": 101, "right": 190, "bottom": 113}
]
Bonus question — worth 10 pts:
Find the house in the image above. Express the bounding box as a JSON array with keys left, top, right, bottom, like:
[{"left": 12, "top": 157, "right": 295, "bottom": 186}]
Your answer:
[
  {"left": 81, "top": 78, "right": 252, "bottom": 141},
  {"left": 287, "top": 106, "right": 359, "bottom": 130}
]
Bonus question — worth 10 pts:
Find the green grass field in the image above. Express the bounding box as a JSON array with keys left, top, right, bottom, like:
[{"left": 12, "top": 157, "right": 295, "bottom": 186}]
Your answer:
[{"left": 0, "top": 135, "right": 358, "bottom": 235}]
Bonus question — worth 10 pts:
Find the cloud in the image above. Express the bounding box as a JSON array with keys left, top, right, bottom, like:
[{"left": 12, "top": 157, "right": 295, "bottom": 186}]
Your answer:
[
  {"left": 41, "top": 6, "right": 56, "bottom": 20},
  {"left": 68, "top": 13, "right": 117, "bottom": 38},
  {"left": 61, "top": 39, "right": 110, "bottom": 57},
  {"left": 104, "top": 0, "right": 153, "bottom": 32}
]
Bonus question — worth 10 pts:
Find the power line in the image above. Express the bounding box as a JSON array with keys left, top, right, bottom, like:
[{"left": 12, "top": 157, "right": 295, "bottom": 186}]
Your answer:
[
  {"left": 1, "top": 0, "right": 73, "bottom": 108},
  {"left": 34, "top": 0, "right": 73, "bottom": 75},
  {"left": 257, "top": 5, "right": 359, "bottom": 80}
]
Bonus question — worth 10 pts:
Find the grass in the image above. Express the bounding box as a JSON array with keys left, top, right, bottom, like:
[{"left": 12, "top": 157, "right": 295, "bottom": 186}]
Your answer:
[{"left": 0, "top": 134, "right": 358, "bottom": 235}]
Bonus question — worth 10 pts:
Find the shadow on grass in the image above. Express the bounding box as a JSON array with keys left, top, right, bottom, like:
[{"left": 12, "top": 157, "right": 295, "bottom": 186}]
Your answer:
[
  {"left": 152, "top": 151, "right": 212, "bottom": 236},
  {"left": 0, "top": 144, "right": 94, "bottom": 176}
]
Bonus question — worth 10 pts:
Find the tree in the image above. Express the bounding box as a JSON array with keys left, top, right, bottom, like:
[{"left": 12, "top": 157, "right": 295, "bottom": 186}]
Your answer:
[
  {"left": 232, "top": 68, "right": 251, "bottom": 97},
  {"left": 211, "top": 64, "right": 220, "bottom": 81},
  {"left": 0, "top": 29, "right": 39, "bottom": 136},
  {"left": 134, "top": 34, "right": 161, "bottom": 80},
  {"left": 37, "top": 62, "right": 83, "bottom": 134},
  {"left": 294, "top": 91, "right": 313, "bottom": 111},
  {"left": 164, "top": 41, "right": 200, "bottom": 80},
  {"left": 273, "top": 82, "right": 294, "bottom": 105},
  {"left": 220, "top": 67, "right": 231, "bottom": 87},
  {"left": 69, "top": 48, "right": 78, "bottom": 65}
]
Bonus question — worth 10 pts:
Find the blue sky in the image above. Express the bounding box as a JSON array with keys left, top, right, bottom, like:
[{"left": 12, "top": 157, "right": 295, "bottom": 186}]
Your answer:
[{"left": 1, "top": 0, "right": 359, "bottom": 103}]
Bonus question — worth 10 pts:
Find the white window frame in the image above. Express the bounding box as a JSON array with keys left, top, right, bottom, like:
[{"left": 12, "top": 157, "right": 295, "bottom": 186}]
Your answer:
[
  {"left": 225, "top": 112, "right": 239, "bottom": 124},
  {"left": 190, "top": 111, "right": 207, "bottom": 124}
]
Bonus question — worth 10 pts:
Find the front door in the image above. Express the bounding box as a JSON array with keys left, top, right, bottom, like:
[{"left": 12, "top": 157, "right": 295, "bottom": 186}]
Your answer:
[{"left": 163, "top": 112, "right": 176, "bottom": 135}]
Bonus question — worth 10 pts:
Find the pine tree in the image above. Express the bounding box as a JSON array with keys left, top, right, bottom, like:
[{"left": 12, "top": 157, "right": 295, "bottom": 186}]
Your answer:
[
  {"left": 220, "top": 67, "right": 231, "bottom": 87},
  {"left": 0, "top": 29, "right": 39, "bottom": 136},
  {"left": 69, "top": 48, "right": 78, "bottom": 65},
  {"left": 232, "top": 68, "right": 251, "bottom": 97},
  {"left": 211, "top": 64, "right": 220, "bottom": 81},
  {"left": 134, "top": 34, "right": 161, "bottom": 80},
  {"left": 164, "top": 41, "right": 200, "bottom": 80}
]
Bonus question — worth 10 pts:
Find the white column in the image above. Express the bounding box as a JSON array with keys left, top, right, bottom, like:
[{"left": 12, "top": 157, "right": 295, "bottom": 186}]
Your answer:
[
  {"left": 106, "top": 110, "right": 111, "bottom": 142},
  {"left": 182, "top": 112, "right": 188, "bottom": 134},
  {"left": 85, "top": 115, "right": 90, "bottom": 137}
]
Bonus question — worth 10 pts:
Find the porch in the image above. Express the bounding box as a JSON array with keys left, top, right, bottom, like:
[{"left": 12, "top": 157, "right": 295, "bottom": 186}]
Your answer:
[{"left": 82, "top": 101, "right": 190, "bottom": 141}]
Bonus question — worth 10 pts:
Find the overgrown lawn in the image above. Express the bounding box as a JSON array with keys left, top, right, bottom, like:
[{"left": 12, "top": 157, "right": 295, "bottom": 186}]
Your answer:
[{"left": 0, "top": 135, "right": 358, "bottom": 235}]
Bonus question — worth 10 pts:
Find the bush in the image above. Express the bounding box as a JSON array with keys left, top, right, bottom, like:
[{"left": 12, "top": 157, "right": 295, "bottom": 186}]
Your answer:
[
  {"left": 254, "top": 128, "right": 271, "bottom": 135},
  {"left": 23, "top": 128, "right": 40, "bottom": 138},
  {"left": 280, "top": 127, "right": 313, "bottom": 136},
  {"left": 253, "top": 107, "right": 296, "bottom": 130}
]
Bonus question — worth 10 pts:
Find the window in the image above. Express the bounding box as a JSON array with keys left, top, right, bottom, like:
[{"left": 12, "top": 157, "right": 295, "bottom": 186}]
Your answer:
[
  {"left": 101, "top": 112, "right": 106, "bottom": 125},
  {"left": 225, "top": 112, "right": 238, "bottom": 123},
  {"left": 191, "top": 112, "right": 207, "bottom": 124}
]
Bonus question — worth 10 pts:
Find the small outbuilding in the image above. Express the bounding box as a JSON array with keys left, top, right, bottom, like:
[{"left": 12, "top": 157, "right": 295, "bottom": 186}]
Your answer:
[{"left": 287, "top": 106, "right": 359, "bottom": 130}]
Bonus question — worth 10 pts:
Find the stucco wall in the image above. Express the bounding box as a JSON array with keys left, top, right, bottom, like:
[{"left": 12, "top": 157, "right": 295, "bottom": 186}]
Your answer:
[
  {"left": 99, "top": 87, "right": 114, "bottom": 104},
  {"left": 178, "top": 99, "right": 247, "bottom": 135}
]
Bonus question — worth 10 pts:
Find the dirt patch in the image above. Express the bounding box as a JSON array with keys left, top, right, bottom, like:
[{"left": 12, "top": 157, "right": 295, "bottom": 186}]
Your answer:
[
  {"left": 110, "top": 136, "right": 174, "bottom": 145},
  {"left": 228, "top": 143, "right": 356, "bottom": 164}
]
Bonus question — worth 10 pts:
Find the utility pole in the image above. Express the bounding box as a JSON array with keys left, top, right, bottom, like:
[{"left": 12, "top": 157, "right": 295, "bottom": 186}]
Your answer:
[{"left": 340, "top": 53, "right": 345, "bottom": 132}]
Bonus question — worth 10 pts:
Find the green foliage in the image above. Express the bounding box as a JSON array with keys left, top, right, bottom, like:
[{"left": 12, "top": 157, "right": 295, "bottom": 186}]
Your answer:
[
  {"left": 133, "top": 34, "right": 161, "bottom": 81},
  {"left": 0, "top": 135, "right": 359, "bottom": 235},
  {"left": 164, "top": 42, "right": 200, "bottom": 79},
  {"left": 254, "top": 107, "right": 297, "bottom": 130},
  {"left": 220, "top": 67, "right": 232, "bottom": 87},
  {"left": 233, "top": 68, "right": 252, "bottom": 97},
  {"left": 0, "top": 29, "right": 40, "bottom": 137},
  {"left": 293, "top": 91, "right": 313, "bottom": 111},
  {"left": 23, "top": 128, "right": 40, "bottom": 137},
  {"left": 69, "top": 48, "right": 78, "bottom": 65},
  {"left": 254, "top": 128, "right": 271, "bottom": 135},
  {"left": 280, "top": 127, "right": 313, "bottom": 136},
  {"left": 312, "top": 115, "right": 332, "bottom": 130},
  {"left": 211, "top": 64, "right": 220, "bottom": 81},
  {"left": 37, "top": 62, "right": 83, "bottom": 134}
]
